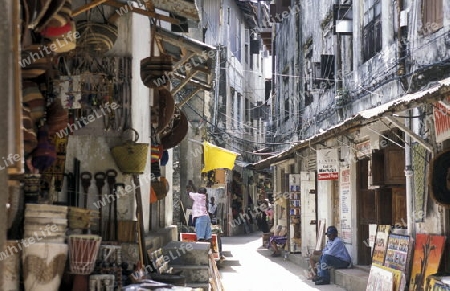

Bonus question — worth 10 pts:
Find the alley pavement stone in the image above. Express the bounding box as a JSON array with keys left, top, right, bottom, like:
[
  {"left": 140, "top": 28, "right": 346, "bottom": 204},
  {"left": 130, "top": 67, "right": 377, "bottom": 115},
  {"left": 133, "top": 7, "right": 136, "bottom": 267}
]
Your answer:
[{"left": 219, "top": 232, "right": 347, "bottom": 291}]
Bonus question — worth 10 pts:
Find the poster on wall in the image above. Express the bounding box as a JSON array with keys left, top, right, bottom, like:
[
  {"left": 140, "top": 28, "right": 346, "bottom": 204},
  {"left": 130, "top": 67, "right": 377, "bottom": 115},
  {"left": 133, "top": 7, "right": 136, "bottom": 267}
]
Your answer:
[
  {"left": 372, "top": 225, "right": 392, "bottom": 266},
  {"left": 384, "top": 234, "right": 412, "bottom": 273},
  {"left": 339, "top": 166, "right": 351, "bottom": 244},
  {"left": 409, "top": 234, "right": 446, "bottom": 291},
  {"left": 317, "top": 149, "right": 339, "bottom": 180}
]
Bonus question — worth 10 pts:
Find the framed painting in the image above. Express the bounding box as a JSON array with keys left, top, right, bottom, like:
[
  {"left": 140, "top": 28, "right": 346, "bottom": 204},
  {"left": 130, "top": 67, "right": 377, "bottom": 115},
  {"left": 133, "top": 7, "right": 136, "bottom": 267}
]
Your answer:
[
  {"left": 367, "top": 265, "right": 395, "bottom": 291},
  {"left": 372, "top": 225, "right": 392, "bottom": 266},
  {"left": 409, "top": 234, "right": 446, "bottom": 291},
  {"left": 384, "top": 234, "right": 412, "bottom": 273},
  {"left": 425, "top": 277, "right": 450, "bottom": 291}
]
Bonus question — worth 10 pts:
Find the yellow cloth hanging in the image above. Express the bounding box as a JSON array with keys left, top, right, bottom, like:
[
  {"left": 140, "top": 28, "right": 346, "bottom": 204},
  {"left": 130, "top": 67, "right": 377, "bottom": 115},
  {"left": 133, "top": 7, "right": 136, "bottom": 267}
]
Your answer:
[{"left": 202, "top": 141, "right": 239, "bottom": 173}]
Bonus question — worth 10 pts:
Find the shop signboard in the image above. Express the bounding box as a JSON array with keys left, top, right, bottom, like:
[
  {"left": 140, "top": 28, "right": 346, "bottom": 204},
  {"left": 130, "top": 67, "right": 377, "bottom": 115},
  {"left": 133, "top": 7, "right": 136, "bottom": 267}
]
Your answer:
[{"left": 317, "top": 149, "right": 339, "bottom": 180}]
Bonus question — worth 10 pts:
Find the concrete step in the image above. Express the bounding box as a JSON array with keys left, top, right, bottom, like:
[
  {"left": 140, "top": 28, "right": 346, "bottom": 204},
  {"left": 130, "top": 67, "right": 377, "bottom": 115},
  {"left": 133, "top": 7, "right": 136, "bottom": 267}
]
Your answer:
[
  {"left": 163, "top": 241, "right": 210, "bottom": 266},
  {"left": 171, "top": 265, "right": 210, "bottom": 284},
  {"left": 186, "top": 282, "right": 211, "bottom": 291},
  {"left": 288, "top": 253, "right": 309, "bottom": 269},
  {"left": 334, "top": 267, "right": 369, "bottom": 291}
]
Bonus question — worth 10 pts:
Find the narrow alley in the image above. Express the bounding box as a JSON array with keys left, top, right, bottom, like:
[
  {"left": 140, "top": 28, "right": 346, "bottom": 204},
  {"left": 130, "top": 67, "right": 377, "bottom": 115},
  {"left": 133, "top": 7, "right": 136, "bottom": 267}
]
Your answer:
[{"left": 219, "top": 232, "right": 346, "bottom": 291}]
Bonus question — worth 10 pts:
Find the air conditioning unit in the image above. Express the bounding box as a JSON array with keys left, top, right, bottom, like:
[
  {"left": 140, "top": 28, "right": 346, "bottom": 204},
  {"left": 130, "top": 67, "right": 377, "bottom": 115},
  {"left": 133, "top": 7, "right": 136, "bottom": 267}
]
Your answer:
[
  {"left": 250, "top": 37, "right": 261, "bottom": 54},
  {"left": 333, "top": 4, "right": 353, "bottom": 35}
]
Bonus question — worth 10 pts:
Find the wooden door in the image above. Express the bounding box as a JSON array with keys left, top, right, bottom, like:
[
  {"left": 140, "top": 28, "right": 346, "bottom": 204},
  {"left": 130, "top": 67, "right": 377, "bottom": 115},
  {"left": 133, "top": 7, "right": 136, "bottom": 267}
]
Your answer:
[
  {"left": 392, "top": 187, "right": 406, "bottom": 227},
  {"left": 384, "top": 147, "right": 406, "bottom": 185},
  {"left": 357, "top": 159, "right": 374, "bottom": 265}
]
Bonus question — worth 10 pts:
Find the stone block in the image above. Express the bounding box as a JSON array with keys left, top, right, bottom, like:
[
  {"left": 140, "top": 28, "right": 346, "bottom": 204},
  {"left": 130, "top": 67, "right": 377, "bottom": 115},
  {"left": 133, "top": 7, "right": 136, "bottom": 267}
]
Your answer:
[
  {"left": 163, "top": 241, "right": 210, "bottom": 266},
  {"left": 171, "top": 265, "right": 210, "bottom": 284}
]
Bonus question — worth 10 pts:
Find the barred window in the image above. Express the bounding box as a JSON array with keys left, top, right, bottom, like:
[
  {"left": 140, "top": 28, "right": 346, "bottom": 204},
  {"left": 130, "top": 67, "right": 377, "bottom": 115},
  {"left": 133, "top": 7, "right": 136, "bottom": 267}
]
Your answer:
[{"left": 362, "top": 0, "right": 382, "bottom": 62}]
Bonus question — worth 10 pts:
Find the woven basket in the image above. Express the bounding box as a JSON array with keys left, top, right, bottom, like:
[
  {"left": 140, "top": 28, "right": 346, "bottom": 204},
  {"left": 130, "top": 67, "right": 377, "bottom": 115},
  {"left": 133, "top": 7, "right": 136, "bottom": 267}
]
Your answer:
[
  {"left": 111, "top": 128, "right": 149, "bottom": 174},
  {"left": 77, "top": 21, "right": 118, "bottom": 53},
  {"left": 152, "top": 177, "right": 169, "bottom": 200},
  {"left": 140, "top": 56, "right": 174, "bottom": 88}
]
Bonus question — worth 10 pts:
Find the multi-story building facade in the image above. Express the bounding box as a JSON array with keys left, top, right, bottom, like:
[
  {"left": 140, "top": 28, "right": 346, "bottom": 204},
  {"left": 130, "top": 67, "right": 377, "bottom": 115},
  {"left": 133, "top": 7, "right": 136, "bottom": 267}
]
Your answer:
[
  {"left": 255, "top": 0, "right": 450, "bottom": 277},
  {"left": 173, "top": 0, "right": 271, "bottom": 236}
]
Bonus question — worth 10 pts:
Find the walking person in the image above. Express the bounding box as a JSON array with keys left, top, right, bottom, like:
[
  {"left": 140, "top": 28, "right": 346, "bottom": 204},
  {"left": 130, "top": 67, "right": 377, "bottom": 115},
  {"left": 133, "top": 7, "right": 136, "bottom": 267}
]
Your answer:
[{"left": 188, "top": 187, "right": 212, "bottom": 242}]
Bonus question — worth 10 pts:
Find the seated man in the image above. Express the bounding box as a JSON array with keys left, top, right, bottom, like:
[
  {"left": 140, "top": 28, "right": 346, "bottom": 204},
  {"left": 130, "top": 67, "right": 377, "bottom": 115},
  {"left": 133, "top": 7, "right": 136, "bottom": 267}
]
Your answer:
[
  {"left": 268, "top": 225, "right": 287, "bottom": 257},
  {"left": 313, "top": 226, "right": 351, "bottom": 285}
]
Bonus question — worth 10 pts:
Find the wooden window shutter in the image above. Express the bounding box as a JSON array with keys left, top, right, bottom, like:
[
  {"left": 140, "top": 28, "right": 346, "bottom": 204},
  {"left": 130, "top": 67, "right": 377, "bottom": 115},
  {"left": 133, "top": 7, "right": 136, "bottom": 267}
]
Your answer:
[
  {"left": 282, "top": 0, "right": 291, "bottom": 7},
  {"left": 375, "top": 18, "right": 382, "bottom": 54},
  {"left": 435, "top": 0, "right": 443, "bottom": 28}
]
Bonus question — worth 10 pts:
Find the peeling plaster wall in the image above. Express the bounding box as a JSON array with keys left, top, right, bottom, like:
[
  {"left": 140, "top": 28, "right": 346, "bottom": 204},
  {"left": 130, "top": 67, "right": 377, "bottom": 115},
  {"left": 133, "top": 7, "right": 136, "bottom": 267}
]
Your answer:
[
  {"left": 273, "top": 9, "right": 298, "bottom": 144},
  {"left": 407, "top": 0, "right": 450, "bottom": 66},
  {"left": 64, "top": 135, "right": 138, "bottom": 226},
  {"left": 65, "top": 11, "right": 153, "bottom": 231}
]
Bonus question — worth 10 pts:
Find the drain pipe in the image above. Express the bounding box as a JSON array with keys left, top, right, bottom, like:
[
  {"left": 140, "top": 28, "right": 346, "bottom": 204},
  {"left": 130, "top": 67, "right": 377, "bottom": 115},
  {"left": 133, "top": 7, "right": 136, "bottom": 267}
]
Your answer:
[{"left": 404, "top": 110, "right": 415, "bottom": 237}]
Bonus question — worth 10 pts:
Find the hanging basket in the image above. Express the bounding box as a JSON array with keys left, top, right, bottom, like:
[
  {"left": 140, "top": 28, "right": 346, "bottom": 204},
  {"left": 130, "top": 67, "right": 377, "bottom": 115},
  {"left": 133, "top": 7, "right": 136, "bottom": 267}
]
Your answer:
[
  {"left": 111, "top": 128, "right": 149, "bottom": 174},
  {"left": 152, "top": 177, "right": 169, "bottom": 200},
  {"left": 76, "top": 20, "right": 118, "bottom": 54},
  {"left": 140, "top": 56, "right": 174, "bottom": 88}
]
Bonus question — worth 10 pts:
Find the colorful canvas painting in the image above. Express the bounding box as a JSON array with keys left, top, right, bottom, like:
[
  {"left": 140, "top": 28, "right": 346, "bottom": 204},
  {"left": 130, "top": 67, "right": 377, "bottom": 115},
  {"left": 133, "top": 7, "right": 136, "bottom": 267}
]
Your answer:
[
  {"left": 384, "top": 234, "right": 412, "bottom": 272},
  {"left": 409, "top": 234, "right": 446, "bottom": 291},
  {"left": 366, "top": 265, "right": 394, "bottom": 291},
  {"left": 376, "top": 265, "right": 406, "bottom": 291},
  {"left": 425, "top": 277, "right": 450, "bottom": 291},
  {"left": 372, "top": 225, "right": 392, "bottom": 266}
]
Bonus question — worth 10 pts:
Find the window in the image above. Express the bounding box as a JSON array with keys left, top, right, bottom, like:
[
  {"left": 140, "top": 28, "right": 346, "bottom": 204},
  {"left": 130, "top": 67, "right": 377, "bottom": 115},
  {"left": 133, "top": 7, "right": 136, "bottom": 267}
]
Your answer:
[
  {"left": 229, "top": 9, "right": 241, "bottom": 61},
  {"left": 237, "top": 93, "right": 242, "bottom": 128},
  {"left": 362, "top": 0, "right": 382, "bottom": 62},
  {"left": 421, "top": 0, "right": 443, "bottom": 34}
]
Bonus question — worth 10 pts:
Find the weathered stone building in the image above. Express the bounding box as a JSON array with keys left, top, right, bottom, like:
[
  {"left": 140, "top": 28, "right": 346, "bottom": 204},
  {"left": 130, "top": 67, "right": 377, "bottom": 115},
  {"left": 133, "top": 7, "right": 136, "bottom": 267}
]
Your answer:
[{"left": 254, "top": 0, "right": 450, "bottom": 287}]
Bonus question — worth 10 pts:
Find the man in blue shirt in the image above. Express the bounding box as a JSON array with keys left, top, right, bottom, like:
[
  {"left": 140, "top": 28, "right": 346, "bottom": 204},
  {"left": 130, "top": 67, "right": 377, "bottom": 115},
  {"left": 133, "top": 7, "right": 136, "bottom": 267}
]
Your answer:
[{"left": 314, "top": 225, "right": 351, "bottom": 285}]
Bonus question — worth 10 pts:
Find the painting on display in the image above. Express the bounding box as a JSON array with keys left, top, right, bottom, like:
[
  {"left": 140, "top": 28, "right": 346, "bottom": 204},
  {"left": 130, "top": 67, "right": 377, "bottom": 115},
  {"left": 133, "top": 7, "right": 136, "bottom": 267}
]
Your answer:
[
  {"left": 366, "top": 265, "right": 394, "bottom": 291},
  {"left": 383, "top": 234, "right": 412, "bottom": 273},
  {"left": 372, "top": 225, "right": 392, "bottom": 266},
  {"left": 409, "top": 234, "right": 446, "bottom": 291},
  {"left": 425, "top": 277, "right": 450, "bottom": 291}
]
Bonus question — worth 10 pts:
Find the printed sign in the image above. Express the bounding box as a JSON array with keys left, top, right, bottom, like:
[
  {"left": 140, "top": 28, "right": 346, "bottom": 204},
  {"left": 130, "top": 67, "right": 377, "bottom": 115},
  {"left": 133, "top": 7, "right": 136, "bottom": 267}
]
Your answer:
[
  {"left": 340, "top": 166, "right": 351, "bottom": 243},
  {"left": 317, "top": 149, "right": 339, "bottom": 180},
  {"left": 355, "top": 139, "right": 371, "bottom": 159},
  {"left": 433, "top": 96, "right": 450, "bottom": 143}
]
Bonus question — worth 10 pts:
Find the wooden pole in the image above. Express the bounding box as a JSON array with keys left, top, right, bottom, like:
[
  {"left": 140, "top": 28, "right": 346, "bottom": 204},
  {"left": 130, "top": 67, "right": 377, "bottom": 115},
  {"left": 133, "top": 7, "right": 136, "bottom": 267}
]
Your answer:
[
  {"left": 133, "top": 175, "right": 149, "bottom": 267},
  {"left": 72, "top": 0, "right": 109, "bottom": 17},
  {"left": 0, "top": 0, "right": 14, "bottom": 288}
]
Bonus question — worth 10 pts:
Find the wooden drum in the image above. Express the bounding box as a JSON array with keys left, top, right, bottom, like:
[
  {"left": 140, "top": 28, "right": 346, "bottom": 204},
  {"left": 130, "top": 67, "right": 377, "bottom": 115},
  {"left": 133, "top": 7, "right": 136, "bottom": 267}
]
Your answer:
[{"left": 68, "top": 235, "right": 101, "bottom": 275}]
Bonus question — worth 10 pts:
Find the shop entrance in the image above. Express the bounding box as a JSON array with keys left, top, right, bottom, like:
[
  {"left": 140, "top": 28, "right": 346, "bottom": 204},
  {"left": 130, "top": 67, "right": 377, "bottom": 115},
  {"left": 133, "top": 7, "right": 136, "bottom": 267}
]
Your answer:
[
  {"left": 356, "top": 142, "right": 407, "bottom": 265},
  {"left": 356, "top": 158, "right": 373, "bottom": 265}
]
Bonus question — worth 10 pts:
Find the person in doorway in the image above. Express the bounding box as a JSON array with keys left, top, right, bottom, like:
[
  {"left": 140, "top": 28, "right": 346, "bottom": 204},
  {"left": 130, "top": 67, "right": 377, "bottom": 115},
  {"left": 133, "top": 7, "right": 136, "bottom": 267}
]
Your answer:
[
  {"left": 208, "top": 196, "right": 217, "bottom": 224},
  {"left": 268, "top": 225, "right": 288, "bottom": 257},
  {"left": 312, "top": 226, "right": 351, "bottom": 285},
  {"left": 256, "top": 205, "right": 270, "bottom": 233},
  {"left": 188, "top": 187, "right": 212, "bottom": 242}
]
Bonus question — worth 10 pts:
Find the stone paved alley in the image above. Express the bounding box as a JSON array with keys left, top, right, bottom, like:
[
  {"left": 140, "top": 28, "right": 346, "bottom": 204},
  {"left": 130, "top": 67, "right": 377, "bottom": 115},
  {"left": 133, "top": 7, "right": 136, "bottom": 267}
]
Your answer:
[{"left": 219, "top": 232, "right": 347, "bottom": 291}]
